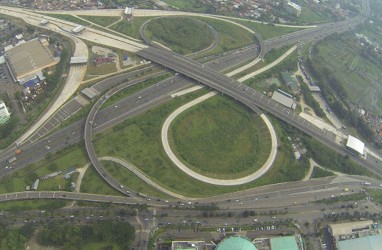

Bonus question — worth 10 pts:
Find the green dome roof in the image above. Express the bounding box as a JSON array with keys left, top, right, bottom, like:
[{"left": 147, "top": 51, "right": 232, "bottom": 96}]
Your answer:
[{"left": 217, "top": 236, "right": 257, "bottom": 250}]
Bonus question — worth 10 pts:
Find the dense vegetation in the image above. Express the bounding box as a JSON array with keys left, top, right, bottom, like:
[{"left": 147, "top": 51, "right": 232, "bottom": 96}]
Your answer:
[
  {"left": 0, "top": 223, "right": 34, "bottom": 250},
  {"left": 298, "top": 76, "right": 325, "bottom": 117},
  {"left": 302, "top": 136, "right": 372, "bottom": 176},
  {"left": 37, "top": 221, "right": 135, "bottom": 249},
  {"left": 0, "top": 220, "right": 135, "bottom": 250},
  {"left": 311, "top": 166, "right": 334, "bottom": 178},
  {"left": 146, "top": 17, "right": 214, "bottom": 54},
  {"left": 305, "top": 33, "right": 376, "bottom": 143}
]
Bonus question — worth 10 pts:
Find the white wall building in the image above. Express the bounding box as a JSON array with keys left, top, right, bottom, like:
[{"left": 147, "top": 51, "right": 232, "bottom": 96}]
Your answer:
[
  {"left": 285, "top": 1, "right": 302, "bottom": 17},
  {"left": 0, "top": 101, "right": 10, "bottom": 124}
]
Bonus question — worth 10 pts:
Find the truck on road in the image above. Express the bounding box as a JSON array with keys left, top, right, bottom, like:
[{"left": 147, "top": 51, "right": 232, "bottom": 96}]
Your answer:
[{"left": 7, "top": 156, "right": 16, "bottom": 164}]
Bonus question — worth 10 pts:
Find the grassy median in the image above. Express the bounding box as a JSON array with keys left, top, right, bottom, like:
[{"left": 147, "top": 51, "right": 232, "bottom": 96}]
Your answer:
[
  {"left": 93, "top": 89, "right": 308, "bottom": 197},
  {"left": 145, "top": 17, "right": 214, "bottom": 55},
  {"left": 169, "top": 94, "right": 271, "bottom": 179}
]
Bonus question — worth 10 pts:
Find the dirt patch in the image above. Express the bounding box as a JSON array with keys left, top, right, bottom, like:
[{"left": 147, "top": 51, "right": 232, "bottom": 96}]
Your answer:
[
  {"left": 92, "top": 45, "right": 114, "bottom": 57},
  {"left": 26, "top": 229, "right": 59, "bottom": 250}
]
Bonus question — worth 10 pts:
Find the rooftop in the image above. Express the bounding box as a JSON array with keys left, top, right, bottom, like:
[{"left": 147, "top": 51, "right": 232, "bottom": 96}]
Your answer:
[
  {"left": 271, "top": 90, "right": 296, "bottom": 109},
  {"left": 217, "top": 236, "right": 257, "bottom": 250},
  {"left": 270, "top": 236, "right": 299, "bottom": 250},
  {"left": 329, "top": 220, "right": 373, "bottom": 237},
  {"left": 338, "top": 235, "right": 382, "bottom": 250},
  {"left": 346, "top": 135, "right": 365, "bottom": 155},
  {"left": 5, "top": 39, "right": 58, "bottom": 80}
]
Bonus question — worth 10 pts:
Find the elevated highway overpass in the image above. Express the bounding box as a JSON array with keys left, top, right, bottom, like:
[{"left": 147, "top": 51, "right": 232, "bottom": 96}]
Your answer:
[{"left": 136, "top": 43, "right": 381, "bottom": 177}]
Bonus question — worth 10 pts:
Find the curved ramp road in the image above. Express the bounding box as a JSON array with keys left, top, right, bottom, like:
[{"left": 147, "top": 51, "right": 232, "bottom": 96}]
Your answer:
[
  {"left": 161, "top": 92, "right": 278, "bottom": 185},
  {"left": 99, "top": 156, "right": 193, "bottom": 200}
]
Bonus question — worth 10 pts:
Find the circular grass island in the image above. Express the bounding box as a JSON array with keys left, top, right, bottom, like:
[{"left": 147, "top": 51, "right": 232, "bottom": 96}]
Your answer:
[
  {"left": 145, "top": 16, "right": 215, "bottom": 54},
  {"left": 168, "top": 95, "right": 272, "bottom": 179}
]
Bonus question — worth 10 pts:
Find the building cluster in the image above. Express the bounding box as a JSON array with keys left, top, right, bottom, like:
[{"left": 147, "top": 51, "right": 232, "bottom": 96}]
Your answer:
[
  {"left": 169, "top": 234, "right": 302, "bottom": 250},
  {"left": 8, "top": 0, "right": 106, "bottom": 10},
  {"left": 161, "top": 0, "right": 356, "bottom": 22},
  {"left": 0, "top": 0, "right": 360, "bottom": 24},
  {"left": 328, "top": 220, "right": 382, "bottom": 250},
  {"left": 93, "top": 54, "right": 117, "bottom": 67},
  {"left": 2, "top": 37, "right": 59, "bottom": 104},
  {"left": 25, "top": 167, "right": 77, "bottom": 191},
  {"left": 356, "top": 32, "right": 382, "bottom": 59}
]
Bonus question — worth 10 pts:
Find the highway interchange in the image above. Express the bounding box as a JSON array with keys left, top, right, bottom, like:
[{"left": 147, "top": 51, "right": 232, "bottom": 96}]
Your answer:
[
  {"left": 0, "top": 0, "right": 380, "bottom": 229},
  {"left": 0, "top": 1, "right": 382, "bottom": 249}
]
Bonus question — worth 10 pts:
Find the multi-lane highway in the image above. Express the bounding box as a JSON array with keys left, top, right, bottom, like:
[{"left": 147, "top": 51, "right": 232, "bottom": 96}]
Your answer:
[
  {"left": 0, "top": 0, "right": 378, "bottom": 205},
  {"left": 136, "top": 44, "right": 381, "bottom": 175}
]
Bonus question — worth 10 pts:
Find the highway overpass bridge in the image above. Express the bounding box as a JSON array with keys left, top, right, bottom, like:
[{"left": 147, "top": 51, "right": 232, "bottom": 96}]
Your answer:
[{"left": 136, "top": 45, "right": 381, "bottom": 177}]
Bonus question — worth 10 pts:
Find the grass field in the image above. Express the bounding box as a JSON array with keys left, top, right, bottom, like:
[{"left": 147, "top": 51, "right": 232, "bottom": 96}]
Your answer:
[
  {"left": 232, "top": 19, "right": 301, "bottom": 40},
  {"left": 313, "top": 35, "right": 382, "bottom": 114},
  {"left": 233, "top": 45, "right": 293, "bottom": 79},
  {"left": 80, "top": 166, "right": 122, "bottom": 196},
  {"left": 86, "top": 62, "right": 117, "bottom": 76},
  {"left": 145, "top": 17, "right": 214, "bottom": 55},
  {"left": 0, "top": 200, "right": 66, "bottom": 211},
  {"left": 162, "top": 0, "right": 209, "bottom": 12},
  {"left": 244, "top": 50, "right": 298, "bottom": 92},
  {"left": 194, "top": 17, "right": 256, "bottom": 56},
  {"left": 0, "top": 144, "right": 88, "bottom": 194},
  {"left": 369, "top": 189, "right": 382, "bottom": 205},
  {"left": 42, "top": 13, "right": 92, "bottom": 26},
  {"left": 93, "top": 89, "right": 308, "bottom": 197},
  {"left": 78, "top": 15, "right": 121, "bottom": 27},
  {"left": 101, "top": 160, "right": 172, "bottom": 199},
  {"left": 316, "top": 193, "right": 366, "bottom": 205},
  {"left": 110, "top": 16, "right": 154, "bottom": 39},
  {"left": 169, "top": 95, "right": 271, "bottom": 179}
]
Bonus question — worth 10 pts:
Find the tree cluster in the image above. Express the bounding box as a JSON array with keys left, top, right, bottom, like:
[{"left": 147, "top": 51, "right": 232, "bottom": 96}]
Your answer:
[
  {"left": 298, "top": 76, "right": 325, "bottom": 117},
  {"left": 37, "top": 221, "right": 135, "bottom": 249},
  {"left": 302, "top": 136, "right": 370, "bottom": 176}
]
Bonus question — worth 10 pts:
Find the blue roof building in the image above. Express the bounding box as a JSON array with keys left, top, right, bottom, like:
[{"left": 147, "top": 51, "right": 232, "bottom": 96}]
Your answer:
[{"left": 23, "top": 77, "right": 39, "bottom": 88}]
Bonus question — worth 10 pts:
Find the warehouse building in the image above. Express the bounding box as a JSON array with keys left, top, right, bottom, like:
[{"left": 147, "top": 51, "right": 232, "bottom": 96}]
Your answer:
[
  {"left": 346, "top": 135, "right": 365, "bottom": 156},
  {"left": 329, "top": 221, "right": 382, "bottom": 250},
  {"left": 329, "top": 220, "right": 376, "bottom": 238},
  {"left": 337, "top": 235, "right": 382, "bottom": 250},
  {"left": 5, "top": 38, "right": 58, "bottom": 82},
  {"left": 285, "top": 1, "right": 302, "bottom": 17},
  {"left": 271, "top": 89, "right": 297, "bottom": 110}
]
